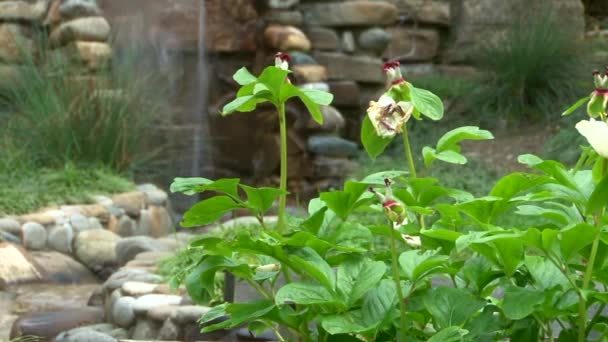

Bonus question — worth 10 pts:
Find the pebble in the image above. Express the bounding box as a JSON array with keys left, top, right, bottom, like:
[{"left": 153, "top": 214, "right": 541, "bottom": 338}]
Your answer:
[
  {"left": 70, "top": 213, "right": 90, "bottom": 232},
  {"left": 21, "top": 222, "right": 47, "bottom": 250}
]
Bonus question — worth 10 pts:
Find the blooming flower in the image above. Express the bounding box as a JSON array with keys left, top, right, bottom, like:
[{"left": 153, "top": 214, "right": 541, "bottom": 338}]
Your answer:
[
  {"left": 274, "top": 52, "right": 290, "bottom": 70},
  {"left": 367, "top": 95, "right": 414, "bottom": 138},
  {"left": 575, "top": 118, "right": 608, "bottom": 158},
  {"left": 370, "top": 179, "right": 408, "bottom": 226},
  {"left": 588, "top": 68, "right": 608, "bottom": 118}
]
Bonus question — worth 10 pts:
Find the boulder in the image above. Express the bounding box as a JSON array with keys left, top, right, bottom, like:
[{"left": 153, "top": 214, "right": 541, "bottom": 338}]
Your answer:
[
  {"left": 111, "top": 192, "right": 145, "bottom": 217},
  {"left": 385, "top": 27, "right": 440, "bottom": 62},
  {"left": 31, "top": 251, "right": 97, "bottom": 284},
  {"left": 0, "top": 23, "right": 34, "bottom": 64},
  {"left": 115, "top": 236, "right": 171, "bottom": 266},
  {"left": 313, "top": 52, "right": 384, "bottom": 83},
  {"left": 111, "top": 296, "right": 136, "bottom": 328},
  {"left": 359, "top": 27, "right": 392, "bottom": 53},
  {"left": 74, "top": 229, "right": 120, "bottom": 275},
  {"left": 0, "top": 0, "right": 49, "bottom": 21},
  {"left": 21, "top": 222, "right": 47, "bottom": 250},
  {"left": 49, "top": 16, "right": 111, "bottom": 47},
  {"left": 307, "top": 135, "right": 359, "bottom": 158},
  {"left": 59, "top": 0, "right": 101, "bottom": 19},
  {"left": 302, "top": 1, "right": 398, "bottom": 27},
  {"left": 306, "top": 27, "right": 339, "bottom": 51},
  {"left": 0, "top": 243, "right": 43, "bottom": 288},
  {"left": 9, "top": 307, "right": 104, "bottom": 341},
  {"left": 264, "top": 25, "right": 311, "bottom": 51}
]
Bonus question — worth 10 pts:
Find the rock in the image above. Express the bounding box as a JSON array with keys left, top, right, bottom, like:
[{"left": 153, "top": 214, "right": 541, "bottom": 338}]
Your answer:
[
  {"left": 0, "top": 24, "right": 34, "bottom": 64},
  {"left": 74, "top": 229, "right": 120, "bottom": 275},
  {"left": 158, "top": 318, "right": 180, "bottom": 340},
  {"left": 267, "top": 0, "right": 299, "bottom": 9},
  {"left": 18, "top": 212, "right": 55, "bottom": 226},
  {"left": 116, "top": 236, "right": 170, "bottom": 266},
  {"left": 264, "top": 25, "right": 311, "bottom": 51},
  {"left": 307, "top": 135, "right": 358, "bottom": 158},
  {"left": 383, "top": 0, "right": 450, "bottom": 25},
  {"left": 0, "top": 243, "right": 43, "bottom": 288},
  {"left": 313, "top": 52, "right": 384, "bottom": 83},
  {"left": 55, "top": 329, "right": 117, "bottom": 342},
  {"left": 299, "top": 82, "right": 330, "bottom": 92},
  {"left": 359, "top": 27, "right": 392, "bottom": 53},
  {"left": 131, "top": 319, "right": 159, "bottom": 340},
  {"left": 385, "top": 27, "right": 440, "bottom": 62},
  {"left": 110, "top": 328, "right": 128, "bottom": 339},
  {"left": 47, "top": 224, "right": 74, "bottom": 254},
  {"left": 103, "top": 268, "right": 162, "bottom": 292},
  {"left": 134, "top": 251, "right": 172, "bottom": 264},
  {"left": 9, "top": 307, "right": 104, "bottom": 340},
  {"left": 267, "top": 10, "right": 303, "bottom": 26},
  {"left": 63, "top": 204, "right": 110, "bottom": 222},
  {"left": 315, "top": 106, "right": 346, "bottom": 131},
  {"left": 133, "top": 294, "right": 183, "bottom": 315},
  {"left": 55, "top": 323, "right": 118, "bottom": 342},
  {"left": 0, "top": 230, "right": 21, "bottom": 244},
  {"left": 32, "top": 251, "right": 97, "bottom": 283},
  {"left": 0, "top": 218, "right": 20, "bottom": 234},
  {"left": 341, "top": 31, "right": 356, "bottom": 53},
  {"left": 70, "top": 213, "right": 90, "bottom": 232},
  {"left": 136, "top": 209, "right": 151, "bottom": 236},
  {"left": 141, "top": 188, "right": 168, "bottom": 207},
  {"left": 59, "top": 0, "right": 101, "bottom": 19},
  {"left": 170, "top": 305, "right": 212, "bottom": 325},
  {"left": 93, "top": 195, "right": 113, "bottom": 207},
  {"left": 0, "top": 0, "right": 49, "bottom": 21},
  {"left": 147, "top": 305, "right": 180, "bottom": 322},
  {"left": 116, "top": 215, "right": 136, "bottom": 237},
  {"left": 111, "top": 296, "right": 136, "bottom": 328},
  {"left": 49, "top": 17, "right": 111, "bottom": 47},
  {"left": 121, "top": 281, "right": 158, "bottom": 297},
  {"left": 292, "top": 65, "right": 327, "bottom": 83},
  {"left": 88, "top": 286, "right": 104, "bottom": 307},
  {"left": 149, "top": 206, "right": 172, "bottom": 238},
  {"left": 65, "top": 41, "right": 112, "bottom": 70},
  {"left": 89, "top": 217, "right": 103, "bottom": 230},
  {"left": 400, "top": 63, "right": 436, "bottom": 76},
  {"left": 307, "top": 26, "right": 339, "bottom": 51},
  {"left": 313, "top": 157, "right": 359, "bottom": 178},
  {"left": 302, "top": 1, "right": 398, "bottom": 27},
  {"left": 236, "top": 327, "right": 279, "bottom": 341},
  {"left": 111, "top": 192, "right": 145, "bottom": 217},
  {"left": 329, "top": 81, "right": 361, "bottom": 107},
  {"left": 21, "top": 222, "right": 47, "bottom": 250}
]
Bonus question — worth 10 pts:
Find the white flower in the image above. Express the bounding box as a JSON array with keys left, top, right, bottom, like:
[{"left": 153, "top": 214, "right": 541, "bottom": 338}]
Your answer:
[
  {"left": 367, "top": 95, "right": 414, "bottom": 138},
  {"left": 274, "top": 52, "right": 290, "bottom": 70},
  {"left": 401, "top": 234, "right": 421, "bottom": 248},
  {"left": 575, "top": 119, "right": 608, "bottom": 158}
]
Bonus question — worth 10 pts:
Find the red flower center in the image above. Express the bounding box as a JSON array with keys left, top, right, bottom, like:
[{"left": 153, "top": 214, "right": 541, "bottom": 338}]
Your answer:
[
  {"left": 383, "top": 200, "right": 400, "bottom": 209},
  {"left": 275, "top": 52, "right": 290, "bottom": 62}
]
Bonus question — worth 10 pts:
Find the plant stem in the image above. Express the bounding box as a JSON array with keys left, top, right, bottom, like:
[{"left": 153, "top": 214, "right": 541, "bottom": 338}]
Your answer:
[
  {"left": 390, "top": 225, "right": 408, "bottom": 339},
  {"left": 402, "top": 125, "right": 417, "bottom": 178},
  {"left": 277, "top": 102, "right": 288, "bottom": 233}
]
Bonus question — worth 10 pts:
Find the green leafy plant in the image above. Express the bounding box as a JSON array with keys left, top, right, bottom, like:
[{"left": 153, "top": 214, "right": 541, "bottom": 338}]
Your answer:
[{"left": 171, "top": 55, "right": 608, "bottom": 342}]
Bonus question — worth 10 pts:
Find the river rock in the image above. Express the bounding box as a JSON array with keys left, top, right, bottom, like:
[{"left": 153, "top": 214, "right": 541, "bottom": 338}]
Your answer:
[
  {"left": 18, "top": 212, "right": 56, "bottom": 226},
  {"left": 103, "top": 269, "right": 162, "bottom": 292},
  {"left": 341, "top": 31, "right": 356, "bottom": 53},
  {"left": 158, "top": 318, "right": 180, "bottom": 340},
  {"left": 116, "top": 215, "right": 136, "bottom": 237},
  {"left": 31, "top": 251, "right": 97, "bottom": 284},
  {"left": 137, "top": 184, "right": 168, "bottom": 206},
  {"left": 89, "top": 217, "right": 103, "bottom": 230},
  {"left": 170, "top": 305, "right": 212, "bottom": 325},
  {"left": 267, "top": 10, "right": 303, "bottom": 26},
  {"left": 55, "top": 323, "right": 118, "bottom": 341},
  {"left": 55, "top": 329, "right": 117, "bottom": 342},
  {"left": 359, "top": 27, "right": 392, "bottom": 53},
  {"left": 69, "top": 41, "right": 112, "bottom": 70},
  {"left": 328, "top": 81, "right": 361, "bottom": 107},
  {"left": 313, "top": 52, "right": 384, "bottom": 83},
  {"left": 133, "top": 294, "right": 183, "bottom": 315},
  {"left": 74, "top": 229, "right": 120, "bottom": 275},
  {"left": 147, "top": 305, "right": 180, "bottom": 322},
  {"left": 292, "top": 65, "right": 327, "bottom": 83},
  {"left": 49, "top": 16, "right": 111, "bottom": 47},
  {"left": 121, "top": 281, "right": 158, "bottom": 297},
  {"left": 111, "top": 296, "right": 136, "bottom": 328},
  {"left": 302, "top": 1, "right": 398, "bottom": 27},
  {"left": 385, "top": 27, "right": 440, "bottom": 62},
  {"left": 111, "top": 191, "right": 145, "bottom": 217},
  {"left": 0, "top": 230, "right": 21, "bottom": 244},
  {"left": 307, "top": 135, "right": 358, "bottom": 157},
  {"left": 0, "top": 217, "right": 20, "bottom": 234},
  {"left": 115, "top": 236, "right": 170, "bottom": 266},
  {"left": 149, "top": 206, "right": 172, "bottom": 237},
  {"left": 68, "top": 213, "right": 89, "bottom": 232},
  {"left": 131, "top": 319, "right": 159, "bottom": 340},
  {"left": 9, "top": 307, "right": 104, "bottom": 340},
  {"left": 21, "top": 222, "right": 47, "bottom": 250},
  {"left": 59, "top": 0, "right": 101, "bottom": 19},
  {"left": 0, "top": 0, "right": 49, "bottom": 21},
  {"left": 47, "top": 224, "right": 74, "bottom": 254},
  {"left": 264, "top": 24, "right": 311, "bottom": 51},
  {"left": 0, "top": 243, "right": 43, "bottom": 288},
  {"left": 307, "top": 27, "right": 339, "bottom": 51}
]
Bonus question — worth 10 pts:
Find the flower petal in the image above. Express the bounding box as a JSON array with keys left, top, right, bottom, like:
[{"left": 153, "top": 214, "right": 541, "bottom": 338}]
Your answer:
[{"left": 576, "top": 119, "right": 608, "bottom": 158}]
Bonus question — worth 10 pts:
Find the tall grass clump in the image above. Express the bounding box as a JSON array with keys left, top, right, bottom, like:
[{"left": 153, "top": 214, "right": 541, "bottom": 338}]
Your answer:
[
  {"left": 0, "top": 35, "right": 166, "bottom": 172},
  {"left": 469, "top": 4, "right": 591, "bottom": 125}
]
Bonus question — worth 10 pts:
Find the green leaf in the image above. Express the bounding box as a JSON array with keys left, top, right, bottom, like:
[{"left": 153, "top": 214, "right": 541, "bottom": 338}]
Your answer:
[
  {"left": 233, "top": 67, "right": 257, "bottom": 85},
  {"left": 287, "top": 247, "right": 335, "bottom": 290},
  {"left": 257, "top": 66, "right": 290, "bottom": 99},
  {"left": 361, "top": 115, "right": 394, "bottom": 159},
  {"left": 560, "top": 223, "right": 597, "bottom": 262},
  {"left": 222, "top": 95, "right": 261, "bottom": 115},
  {"left": 492, "top": 237, "right": 523, "bottom": 277},
  {"left": 436, "top": 126, "right": 494, "bottom": 152},
  {"left": 428, "top": 326, "right": 469, "bottom": 342},
  {"left": 562, "top": 96, "right": 590, "bottom": 116},
  {"left": 502, "top": 285, "right": 545, "bottom": 319},
  {"left": 331, "top": 222, "right": 372, "bottom": 251},
  {"left": 275, "top": 282, "right": 337, "bottom": 305},
  {"left": 435, "top": 150, "right": 468, "bottom": 165},
  {"left": 181, "top": 196, "right": 243, "bottom": 227},
  {"left": 301, "top": 88, "right": 334, "bottom": 105},
  {"left": 408, "top": 84, "right": 444, "bottom": 120},
  {"left": 320, "top": 181, "right": 369, "bottom": 220},
  {"left": 239, "top": 185, "right": 285, "bottom": 214},
  {"left": 170, "top": 177, "right": 240, "bottom": 197},
  {"left": 321, "top": 311, "right": 370, "bottom": 335},
  {"left": 399, "top": 249, "right": 449, "bottom": 282},
  {"left": 421, "top": 228, "right": 462, "bottom": 242},
  {"left": 587, "top": 173, "right": 608, "bottom": 215},
  {"left": 201, "top": 300, "right": 275, "bottom": 332},
  {"left": 359, "top": 171, "right": 408, "bottom": 185},
  {"left": 423, "top": 286, "right": 485, "bottom": 329},
  {"left": 524, "top": 255, "right": 570, "bottom": 290},
  {"left": 336, "top": 258, "right": 387, "bottom": 307},
  {"left": 361, "top": 279, "right": 398, "bottom": 328},
  {"left": 186, "top": 256, "right": 253, "bottom": 304}
]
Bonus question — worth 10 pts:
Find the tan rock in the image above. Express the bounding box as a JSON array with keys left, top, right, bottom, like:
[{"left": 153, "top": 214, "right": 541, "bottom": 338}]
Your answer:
[
  {"left": 384, "top": 28, "right": 440, "bottom": 62},
  {"left": 264, "top": 25, "right": 311, "bottom": 52},
  {"left": 313, "top": 52, "right": 384, "bottom": 83},
  {"left": 49, "top": 17, "right": 111, "bottom": 47},
  {"left": 0, "top": 243, "right": 43, "bottom": 289},
  {"left": 0, "top": 24, "right": 34, "bottom": 64},
  {"left": 306, "top": 26, "right": 339, "bottom": 51},
  {"left": 112, "top": 192, "right": 145, "bottom": 217},
  {"left": 149, "top": 206, "right": 172, "bottom": 238},
  {"left": 18, "top": 212, "right": 56, "bottom": 226},
  {"left": 61, "top": 41, "right": 112, "bottom": 70},
  {"left": 302, "top": 1, "right": 398, "bottom": 27},
  {"left": 0, "top": 0, "right": 49, "bottom": 21},
  {"left": 293, "top": 65, "right": 327, "bottom": 83},
  {"left": 43, "top": 0, "right": 62, "bottom": 28}
]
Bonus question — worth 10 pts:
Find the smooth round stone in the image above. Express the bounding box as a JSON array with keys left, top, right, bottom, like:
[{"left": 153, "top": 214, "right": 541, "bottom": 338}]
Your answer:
[
  {"left": 103, "top": 269, "right": 162, "bottom": 292},
  {"left": 133, "top": 294, "right": 183, "bottom": 315},
  {"left": 59, "top": 0, "right": 101, "bottom": 19},
  {"left": 46, "top": 209, "right": 68, "bottom": 225},
  {"left": 131, "top": 319, "right": 159, "bottom": 340},
  {"left": 9, "top": 307, "right": 104, "bottom": 341},
  {"left": 290, "top": 51, "right": 317, "bottom": 66},
  {"left": 158, "top": 318, "right": 180, "bottom": 340},
  {"left": 111, "top": 296, "right": 136, "bottom": 328},
  {"left": 55, "top": 329, "right": 117, "bottom": 342},
  {"left": 170, "top": 305, "right": 212, "bottom": 325},
  {"left": 116, "top": 215, "right": 136, "bottom": 237},
  {"left": 299, "top": 82, "right": 330, "bottom": 92},
  {"left": 88, "top": 217, "right": 103, "bottom": 230},
  {"left": 136, "top": 209, "right": 151, "bottom": 236},
  {"left": 147, "top": 305, "right": 180, "bottom": 322},
  {"left": 70, "top": 213, "right": 90, "bottom": 232},
  {"left": 47, "top": 224, "right": 74, "bottom": 254},
  {"left": 55, "top": 324, "right": 118, "bottom": 342},
  {"left": 93, "top": 195, "right": 113, "bottom": 207},
  {"left": 358, "top": 27, "right": 392, "bottom": 52},
  {"left": 144, "top": 190, "right": 168, "bottom": 206},
  {"left": 115, "top": 236, "right": 170, "bottom": 266},
  {"left": 73, "top": 229, "right": 119, "bottom": 275},
  {"left": 307, "top": 135, "right": 358, "bottom": 158},
  {"left": 21, "top": 222, "right": 47, "bottom": 250},
  {"left": 121, "top": 281, "right": 158, "bottom": 297},
  {"left": 0, "top": 218, "right": 21, "bottom": 234},
  {"left": 31, "top": 251, "right": 97, "bottom": 284}
]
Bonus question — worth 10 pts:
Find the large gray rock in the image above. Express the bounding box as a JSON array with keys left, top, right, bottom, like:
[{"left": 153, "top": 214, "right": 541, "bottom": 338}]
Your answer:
[
  {"left": 47, "top": 224, "right": 74, "bottom": 254},
  {"left": 0, "top": 0, "right": 49, "bottom": 21},
  {"left": 9, "top": 307, "right": 104, "bottom": 341},
  {"left": 170, "top": 305, "right": 211, "bottom": 325},
  {"left": 74, "top": 229, "right": 120, "bottom": 275},
  {"left": 59, "top": 0, "right": 101, "bottom": 19},
  {"left": 131, "top": 319, "right": 159, "bottom": 340},
  {"left": 55, "top": 323, "right": 123, "bottom": 341},
  {"left": 111, "top": 296, "right": 136, "bottom": 328},
  {"left": 70, "top": 213, "right": 90, "bottom": 232},
  {"left": 0, "top": 218, "right": 20, "bottom": 234},
  {"left": 359, "top": 27, "right": 392, "bottom": 53},
  {"left": 302, "top": 1, "right": 398, "bottom": 27},
  {"left": 31, "top": 251, "right": 97, "bottom": 284},
  {"left": 103, "top": 269, "right": 162, "bottom": 292},
  {"left": 55, "top": 329, "right": 117, "bottom": 342},
  {"left": 21, "top": 222, "right": 47, "bottom": 250},
  {"left": 306, "top": 27, "right": 339, "bottom": 51},
  {"left": 307, "top": 135, "right": 359, "bottom": 158},
  {"left": 385, "top": 27, "right": 440, "bottom": 62},
  {"left": 313, "top": 52, "right": 384, "bottom": 83},
  {"left": 115, "top": 236, "right": 170, "bottom": 266},
  {"left": 133, "top": 294, "right": 183, "bottom": 315}
]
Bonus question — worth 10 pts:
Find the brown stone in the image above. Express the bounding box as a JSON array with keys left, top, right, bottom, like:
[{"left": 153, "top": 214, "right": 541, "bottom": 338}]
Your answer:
[
  {"left": 18, "top": 212, "right": 55, "bottom": 226},
  {"left": 385, "top": 27, "right": 440, "bottom": 62},
  {"left": 0, "top": 23, "right": 34, "bottom": 63},
  {"left": 63, "top": 41, "right": 112, "bottom": 70},
  {"left": 313, "top": 157, "right": 359, "bottom": 178},
  {"left": 264, "top": 24, "right": 311, "bottom": 51},
  {"left": 382, "top": 0, "right": 450, "bottom": 25},
  {"left": 293, "top": 65, "right": 327, "bottom": 83},
  {"left": 49, "top": 16, "right": 111, "bottom": 47},
  {"left": 43, "top": 0, "right": 62, "bottom": 28},
  {"left": 10, "top": 307, "right": 104, "bottom": 340},
  {"left": 0, "top": 0, "right": 49, "bottom": 21},
  {"left": 149, "top": 205, "right": 172, "bottom": 237},
  {"left": 0, "top": 243, "right": 43, "bottom": 289},
  {"left": 302, "top": 1, "right": 398, "bottom": 27},
  {"left": 329, "top": 81, "right": 361, "bottom": 108},
  {"left": 31, "top": 251, "right": 98, "bottom": 284},
  {"left": 313, "top": 52, "right": 384, "bottom": 83},
  {"left": 112, "top": 192, "right": 145, "bottom": 217},
  {"left": 307, "top": 26, "right": 339, "bottom": 51}
]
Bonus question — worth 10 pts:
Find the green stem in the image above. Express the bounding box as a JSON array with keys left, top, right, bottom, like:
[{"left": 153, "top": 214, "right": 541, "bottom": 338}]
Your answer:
[
  {"left": 278, "top": 102, "right": 288, "bottom": 233},
  {"left": 390, "top": 226, "right": 407, "bottom": 339},
  {"left": 402, "top": 125, "right": 417, "bottom": 178}
]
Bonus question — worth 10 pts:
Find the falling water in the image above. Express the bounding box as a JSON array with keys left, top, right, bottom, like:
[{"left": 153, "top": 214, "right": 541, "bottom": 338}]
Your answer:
[{"left": 191, "top": 0, "right": 213, "bottom": 178}]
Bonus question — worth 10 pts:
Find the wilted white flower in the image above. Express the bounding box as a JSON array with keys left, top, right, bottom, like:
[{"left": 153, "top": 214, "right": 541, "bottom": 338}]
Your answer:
[
  {"left": 367, "top": 95, "right": 414, "bottom": 138},
  {"left": 401, "top": 234, "right": 421, "bottom": 248},
  {"left": 274, "top": 52, "right": 290, "bottom": 70},
  {"left": 575, "top": 118, "right": 608, "bottom": 158}
]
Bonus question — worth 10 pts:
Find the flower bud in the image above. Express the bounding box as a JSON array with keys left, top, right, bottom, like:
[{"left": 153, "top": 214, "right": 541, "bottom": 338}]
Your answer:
[
  {"left": 274, "top": 52, "right": 290, "bottom": 70},
  {"left": 401, "top": 234, "right": 422, "bottom": 248},
  {"left": 369, "top": 179, "right": 408, "bottom": 226},
  {"left": 383, "top": 61, "right": 405, "bottom": 86},
  {"left": 255, "top": 263, "right": 281, "bottom": 273},
  {"left": 589, "top": 67, "right": 608, "bottom": 118}
]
